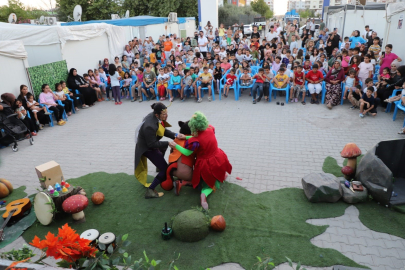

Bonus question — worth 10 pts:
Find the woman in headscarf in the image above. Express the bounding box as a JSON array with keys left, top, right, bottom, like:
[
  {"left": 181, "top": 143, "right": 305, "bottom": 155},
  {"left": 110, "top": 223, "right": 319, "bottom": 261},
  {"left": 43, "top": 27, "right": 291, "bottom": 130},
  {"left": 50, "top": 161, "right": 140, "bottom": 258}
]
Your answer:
[
  {"left": 67, "top": 68, "right": 97, "bottom": 107},
  {"left": 135, "top": 102, "right": 186, "bottom": 198},
  {"left": 324, "top": 60, "right": 345, "bottom": 109},
  {"left": 17, "top": 84, "right": 50, "bottom": 128},
  {"left": 169, "top": 111, "right": 232, "bottom": 210},
  {"left": 377, "top": 65, "right": 405, "bottom": 108},
  {"left": 123, "top": 45, "right": 134, "bottom": 64},
  {"left": 101, "top": 58, "right": 109, "bottom": 74},
  {"left": 1, "top": 93, "right": 35, "bottom": 136}
]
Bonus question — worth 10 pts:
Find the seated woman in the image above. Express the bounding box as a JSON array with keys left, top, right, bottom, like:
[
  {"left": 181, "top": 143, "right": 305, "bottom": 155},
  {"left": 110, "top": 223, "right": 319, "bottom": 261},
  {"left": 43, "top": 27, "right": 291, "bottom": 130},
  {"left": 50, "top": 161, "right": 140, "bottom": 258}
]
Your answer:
[
  {"left": 324, "top": 60, "right": 345, "bottom": 109},
  {"left": 67, "top": 68, "right": 97, "bottom": 107},
  {"left": 39, "top": 84, "right": 66, "bottom": 126},
  {"left": 377, "top": 65, "right": 405, "bottom": 108},
  {"left": 169, "top": 112, "right": 232, "bottom": 210},
  {"left": 18, "top": 84, "right": 50, "bottom": 128},
  {"left": 101, "top": 58, "right": 109, "bottom": 74}
]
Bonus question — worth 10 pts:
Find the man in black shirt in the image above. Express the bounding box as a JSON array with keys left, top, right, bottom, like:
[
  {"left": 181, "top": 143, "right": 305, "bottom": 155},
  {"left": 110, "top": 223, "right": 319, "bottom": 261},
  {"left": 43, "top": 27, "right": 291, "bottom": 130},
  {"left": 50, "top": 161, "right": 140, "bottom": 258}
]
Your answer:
[{"left": 330, "top": 28, "right": 341, "bottom": 51}]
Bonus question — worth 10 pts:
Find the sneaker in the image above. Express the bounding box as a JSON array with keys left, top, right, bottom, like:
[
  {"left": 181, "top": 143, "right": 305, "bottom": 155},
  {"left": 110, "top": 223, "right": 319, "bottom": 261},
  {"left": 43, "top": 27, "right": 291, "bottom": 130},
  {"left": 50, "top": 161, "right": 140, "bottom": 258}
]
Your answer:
[
  {"left": 44, "top": 112, "right": 52, "bottom": 115},
  {"left": 359, "top": 113, "right": 364, "bottom": 118},
  {"left": 39, "top": 124, "right": 44, "bottom": 130},
  {"left": 151, "top": 96, "right": 156, "bottom": 100},
  {"left": 36, "top": 120, "right": 40, "bottom": 125},
  {"left": 115, "top": 102, "right": 118, "bottom": 105},
  {"left": 208, "top": 96, "right": 212, "bottom": 102},
  {"left": 315, "top": 100, "right": 319, "bottom": 104},
  {"left": 197, "top": 98, "right": 203, "bottom": 103},
  {"left": 295, "top": 98, "right": 298, "bottom": 103},
  {"left": 350, "top": 105, "right": 356, "bottom": 109},
  {"left": 118, "top": 101, "right": 122, "bottom": 105},
  {"left": 310, "top": 99, "right": 315, "bottom": 104},
  {"left": 170, "top": 97, "right": 174, "bottom": 102},
  {"left": 131, "top": 98, "right": 135, "bottom": 102},
  {"left": 31, "top": 132, "right": 37, "bottom": 136},
  {"left": 105, "top": 98, "right": 110, "bottom": 101},
  {"left": 139, "top": 99, "right": 143, "bottom": 103},
  {"left": 147, "top": 97, "right": 151, "bottom": 101},
  {"left": 144, "top": 188, "right": 164, "bottom": 199},
  {"left": 366, "top": 112, "right": 370, "bottom": 116},
  {"left": 290, "top": 99, "right": 294, "bottom": 103},
  {"left": 253, "top": 99, "right": 257, "bottom": 104}
]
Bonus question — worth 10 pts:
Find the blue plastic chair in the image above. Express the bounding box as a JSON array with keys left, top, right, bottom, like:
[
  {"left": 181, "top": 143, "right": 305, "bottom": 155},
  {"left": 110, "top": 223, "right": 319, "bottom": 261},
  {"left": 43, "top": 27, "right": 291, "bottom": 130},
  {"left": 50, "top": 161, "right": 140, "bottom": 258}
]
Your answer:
[
  {"left": 304, "top": 81, "right": 326, "bottom": 103},
  {"left": 386, "top": 89, "right": 403, "bottom": 113},
  {"left": 392, "top": 100, "right": 405, "bottom": 128},
  {"left": 73, "top": 90, "right": 83, "bottom": 107},
  {"left": 270, "top": 71, "right": 292, "bottom": 104},
  {"left": 219, "top": 74, "right": 237, "bottom": 100},
  {"left": 237, "top": 73, "right": 255, "bottom": 100}
]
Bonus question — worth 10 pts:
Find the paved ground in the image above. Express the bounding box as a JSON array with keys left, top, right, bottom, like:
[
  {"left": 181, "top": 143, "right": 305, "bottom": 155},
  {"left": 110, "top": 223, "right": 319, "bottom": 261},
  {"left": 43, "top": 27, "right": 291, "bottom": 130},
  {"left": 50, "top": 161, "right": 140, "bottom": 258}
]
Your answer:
[{"left": 0, "top": 92, "right": 404, "bottom": 269}]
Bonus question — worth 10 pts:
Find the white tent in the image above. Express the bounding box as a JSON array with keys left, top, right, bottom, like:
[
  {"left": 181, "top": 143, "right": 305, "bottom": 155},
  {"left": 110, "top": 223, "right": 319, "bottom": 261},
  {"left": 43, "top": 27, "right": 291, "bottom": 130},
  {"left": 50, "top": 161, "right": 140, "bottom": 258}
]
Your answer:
[
  {"left": 0, "top": 23, "right": 127, "bottom": 75},
  {"left": 0, "top": 40, "right": 30, "bottom": 97},
  {"left": 383, "top": 2, "right": 405, "bottom": 64}
]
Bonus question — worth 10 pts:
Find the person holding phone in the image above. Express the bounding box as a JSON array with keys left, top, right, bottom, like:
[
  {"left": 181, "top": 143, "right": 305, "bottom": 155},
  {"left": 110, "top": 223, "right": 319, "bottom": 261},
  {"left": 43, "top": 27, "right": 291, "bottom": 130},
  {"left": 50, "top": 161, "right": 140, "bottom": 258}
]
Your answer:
[{"left": 379, "top": 44, "right": 402, "bottom": 75}]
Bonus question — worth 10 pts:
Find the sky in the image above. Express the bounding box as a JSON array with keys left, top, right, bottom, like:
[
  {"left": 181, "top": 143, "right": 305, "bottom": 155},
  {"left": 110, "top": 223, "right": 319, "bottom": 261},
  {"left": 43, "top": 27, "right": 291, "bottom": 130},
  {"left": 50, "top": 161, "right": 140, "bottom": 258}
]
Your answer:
[
  {"left": 0, "top": 0, "right": 56, "bottom": 9},
  {"left": 274, "top": 0, "right": 288, "bottom": 15}
]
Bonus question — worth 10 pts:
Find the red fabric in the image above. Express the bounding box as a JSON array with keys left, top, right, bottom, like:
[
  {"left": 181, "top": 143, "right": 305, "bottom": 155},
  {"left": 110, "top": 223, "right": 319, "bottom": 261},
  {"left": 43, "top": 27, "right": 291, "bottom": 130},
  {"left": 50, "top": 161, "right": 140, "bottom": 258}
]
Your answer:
[
  {"left": 294, "top": 71, "right": 304, "bottom": 85},
  {"left": 162, "top": 163, "right": 176, "bottom": 191},
  {"left": 253, "top": 74, "right": 264, "bottom": 83},
  {"left": 158, "top": 85, "right": 166, "bottom": 97},
  {"left": 306, "top": 70, "right": 323, "bottom": 82},
  {"left": 226, "top": 74, "right": 237, "bottom": 85},
  {"left": 187, "top": 125, "right": 232, "bottom": 189}
]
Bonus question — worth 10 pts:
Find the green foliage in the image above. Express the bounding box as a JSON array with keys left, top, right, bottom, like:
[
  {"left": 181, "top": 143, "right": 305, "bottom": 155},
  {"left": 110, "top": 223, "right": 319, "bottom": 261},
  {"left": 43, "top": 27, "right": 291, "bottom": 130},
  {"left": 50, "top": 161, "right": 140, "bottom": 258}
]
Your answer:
[
  {"left": 0, "top": 0, "right": 49, "bottom": 22},
  {"left": 56, "top": 234, "right": 180, "bottom": 270},
  {"left": 253, "top": 255, "right": 275, "bottom": 269},
  {"left": 298, "top": 9, "right": 315, "bottom": 19},
  {"left": 0, "top": 244, "right": 35, "bottom": 261},
  {"left": 285, "top": 257, "right": 307, "bottom": 270},
  {"left": 218, "top": 3, "right": 260, "bottom": 26},
  {"left": 55, "top": 0, "right": 197, "bottom": 22},
  {"left": 27, "top": 60, "right": 68, "bottom": 98},
  {"left": 251, "top": 0, "right": 272, "bottom": 17},
  {"left": 265, "top": 9, "right": 273, "bottom": 20}
]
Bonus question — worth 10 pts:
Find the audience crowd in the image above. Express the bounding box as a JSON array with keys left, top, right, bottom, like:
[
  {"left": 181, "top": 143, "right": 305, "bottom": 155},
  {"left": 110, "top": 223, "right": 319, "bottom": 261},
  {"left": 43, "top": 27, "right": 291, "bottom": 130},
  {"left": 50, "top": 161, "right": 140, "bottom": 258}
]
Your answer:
[{"left": 1, "top": 20, "right": 405, "bottom": 144}]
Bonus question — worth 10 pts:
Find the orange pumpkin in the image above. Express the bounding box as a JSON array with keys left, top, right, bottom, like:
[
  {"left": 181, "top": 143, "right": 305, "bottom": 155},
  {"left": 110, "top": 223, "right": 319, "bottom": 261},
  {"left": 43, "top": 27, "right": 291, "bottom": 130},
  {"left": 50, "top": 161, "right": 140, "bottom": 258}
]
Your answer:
[
  {"left": 210, "top": 215, "right": 226, "bottom": 232},
  {"left": 91, "top": 192, "right": 105, "bottom": 205},
  {"left": 0, "top": 179, "right": 13, "bottom": 199}
]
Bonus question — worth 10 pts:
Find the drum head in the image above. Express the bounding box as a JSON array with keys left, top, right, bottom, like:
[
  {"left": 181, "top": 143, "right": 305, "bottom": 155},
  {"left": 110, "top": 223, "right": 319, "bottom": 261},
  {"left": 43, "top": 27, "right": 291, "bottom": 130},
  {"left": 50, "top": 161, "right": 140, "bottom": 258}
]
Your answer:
[
  {"left": 34, "top": 192, "right": 54, "bottom": 226},
  {"left": 80, "top": 229, "right": 99, "bottom": 241},
  {"left": 99, "top": 232, "right": 115, "bottom": 245}
]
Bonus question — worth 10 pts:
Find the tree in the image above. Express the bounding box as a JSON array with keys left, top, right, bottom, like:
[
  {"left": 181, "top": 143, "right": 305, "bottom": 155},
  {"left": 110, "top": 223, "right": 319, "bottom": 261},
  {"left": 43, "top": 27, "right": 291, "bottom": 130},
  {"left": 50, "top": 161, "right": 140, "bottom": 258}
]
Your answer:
[
  {"left": 56, "top": 0, "right": 122, "bottom": 21},
  {"left": 218, "top": 3, "right": 259, "bottom": 26},
  {"left": 0, "top": 0, "right": 48, "bottom": 22},
  {"left": 251, "top": 0, "right": 271, "bottom": 17},
  {"left": 298, "top": 9, "right": 315, "bottom": 19}
]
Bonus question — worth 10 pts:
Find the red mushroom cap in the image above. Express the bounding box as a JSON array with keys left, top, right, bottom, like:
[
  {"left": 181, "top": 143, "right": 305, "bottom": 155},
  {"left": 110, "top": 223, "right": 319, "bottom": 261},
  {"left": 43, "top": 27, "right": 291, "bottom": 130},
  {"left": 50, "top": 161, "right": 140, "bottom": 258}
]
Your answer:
[
  {"left": 341, "top": 166, "right": 355, "bottom": 176},
  {"left": 341, "top": 143, "right": 362, "bottom": 158},
  {"left": 62, "top": 195, "right": 88, "bottom": 214}
]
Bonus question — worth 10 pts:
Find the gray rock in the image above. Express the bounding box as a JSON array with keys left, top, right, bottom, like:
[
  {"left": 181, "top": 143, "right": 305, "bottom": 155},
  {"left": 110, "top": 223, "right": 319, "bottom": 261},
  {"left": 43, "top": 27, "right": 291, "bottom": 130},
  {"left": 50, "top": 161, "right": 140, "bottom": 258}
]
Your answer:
[
  {"left": 302, "top": 173, "right": 342, "bottom": 203},
  {"left": 339, "top": 183, "right": 368, "bottom": 204},
  {"left": 356, "top": 144, "right": 393, "bottom": 205}
]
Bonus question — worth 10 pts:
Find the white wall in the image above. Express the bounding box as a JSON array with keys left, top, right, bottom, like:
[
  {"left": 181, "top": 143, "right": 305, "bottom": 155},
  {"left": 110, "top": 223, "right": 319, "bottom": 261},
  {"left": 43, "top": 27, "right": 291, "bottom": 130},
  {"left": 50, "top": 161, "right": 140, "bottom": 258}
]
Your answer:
[
  {"left": 25, "top": 44, "right": 63, "bottom": 67},
  {"left": 145, "top": 23, "right": 168, "bottom": 41},
  {"left": 0, "top": 56, "right": 30, "bottom": 97},
  {"left": 384, "top": 11, "right": 405, "bottom": 66},
  {"left": 61, "top": 33, "right": 110, "bottom": 76},
  {"left": 341, "top": 9, "right": 387, "bottom": 38},
  {"left": 200, "top": 0, "right": 218, "bottom": 30},
  {"left": 185, "top": 20, "right": 196, "bottom": 37}
]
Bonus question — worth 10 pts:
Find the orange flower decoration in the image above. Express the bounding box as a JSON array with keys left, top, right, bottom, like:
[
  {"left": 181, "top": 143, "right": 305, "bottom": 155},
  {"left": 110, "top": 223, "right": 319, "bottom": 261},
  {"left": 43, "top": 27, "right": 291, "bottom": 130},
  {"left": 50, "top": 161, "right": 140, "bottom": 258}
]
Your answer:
[{"left": 30, "top": 223, "right": 97, "bottom": 262}]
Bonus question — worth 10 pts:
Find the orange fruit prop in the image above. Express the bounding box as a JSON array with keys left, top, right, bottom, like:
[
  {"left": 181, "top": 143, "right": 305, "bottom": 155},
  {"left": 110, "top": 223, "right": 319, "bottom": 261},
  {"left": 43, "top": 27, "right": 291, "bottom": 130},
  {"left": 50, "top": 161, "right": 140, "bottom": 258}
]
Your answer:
[
  {"left": 211, "top": 215, "right": 226, "bottom": 231},
  {"left": 0, "top": 179, "right": 13, "bottom": 199},
  {"left": 91, "top": 192, "right": 105, "bottom": 205}
]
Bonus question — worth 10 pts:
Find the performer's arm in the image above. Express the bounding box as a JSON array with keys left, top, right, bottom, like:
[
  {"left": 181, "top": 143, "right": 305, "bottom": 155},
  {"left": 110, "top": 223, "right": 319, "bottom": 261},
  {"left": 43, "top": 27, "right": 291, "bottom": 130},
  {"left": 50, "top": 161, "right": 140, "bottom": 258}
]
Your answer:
[
  {"left": 164, "top": 128, "right": 176, "bottom": 139},
  {"left": 186, "top": 136, "right": 193, "bottom": 139},
  {"left": 174, "top": 140, "right": 199, "bottom": 156},
  {"left": 145, "top": 126, "right": 169, "bottom": 148},
  {"left": 175, "top": 145, "right": 194, "bottom": 156}
]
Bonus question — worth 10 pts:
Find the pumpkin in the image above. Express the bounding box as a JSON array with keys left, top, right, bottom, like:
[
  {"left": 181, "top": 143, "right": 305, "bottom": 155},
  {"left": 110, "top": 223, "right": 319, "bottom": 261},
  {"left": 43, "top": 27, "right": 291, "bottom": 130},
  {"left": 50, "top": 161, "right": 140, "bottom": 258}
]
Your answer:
[
  {"left": 210, "top": 215, "right": 226, "bottom": 232},
  {"left": 0, "top": 179, "right": 13, "bottom": 199},
  {"left": 91, "top": 192, "right": 105, "bottom": 205}
]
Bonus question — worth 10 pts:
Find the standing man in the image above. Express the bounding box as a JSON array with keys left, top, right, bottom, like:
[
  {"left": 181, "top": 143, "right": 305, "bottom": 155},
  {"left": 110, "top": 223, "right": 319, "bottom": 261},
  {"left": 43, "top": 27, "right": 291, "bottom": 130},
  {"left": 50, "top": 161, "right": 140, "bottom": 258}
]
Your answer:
[
  {"left": 363, "top": 25, "right": 373, "bottom": 39},
  {"left": 163, "top": 36, "right": 173, "bottom": 59},
  {"left": 310, "top": 18, "right": 315, "bottom": 37},
  {"left": 330, "top": 28, "right": 341, "bottom": 51},
  {"left": 306, "top": 19, "right": 311, "bottom": 32},
  {"left": 276, "top": 22, "right": 283, "bottom": 34},
  {"left": 240, "top": 23, "right": 244, "bottom": 35},
  {"left": 319, "top": 19, "right": 325, "bottom": 32},
  {"left": 287, "top": 25, "right": 299, "bottom": 45},
  {"left": 198, "top": 30, "right": 209, "bottom": 58}
]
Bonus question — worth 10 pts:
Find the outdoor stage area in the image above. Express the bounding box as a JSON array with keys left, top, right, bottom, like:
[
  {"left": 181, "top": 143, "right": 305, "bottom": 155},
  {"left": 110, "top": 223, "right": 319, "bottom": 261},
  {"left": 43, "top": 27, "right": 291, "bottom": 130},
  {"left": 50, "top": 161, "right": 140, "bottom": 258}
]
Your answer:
[{"left": 0, "top": 96, "right": 404, "bottom": 270}]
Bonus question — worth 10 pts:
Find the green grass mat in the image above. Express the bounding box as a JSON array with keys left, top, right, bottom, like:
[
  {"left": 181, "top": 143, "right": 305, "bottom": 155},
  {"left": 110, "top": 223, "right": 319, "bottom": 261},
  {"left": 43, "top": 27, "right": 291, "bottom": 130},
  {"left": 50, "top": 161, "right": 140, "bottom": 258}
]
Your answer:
[
  {"left": 0, "top": 186, "right": 28, "bottom": 203},
  {"left": 23, "top": 172, "right": 366, "bottom": 269},
  {"left": 322, "top": 156, "right": 363, "bottom": 178}
]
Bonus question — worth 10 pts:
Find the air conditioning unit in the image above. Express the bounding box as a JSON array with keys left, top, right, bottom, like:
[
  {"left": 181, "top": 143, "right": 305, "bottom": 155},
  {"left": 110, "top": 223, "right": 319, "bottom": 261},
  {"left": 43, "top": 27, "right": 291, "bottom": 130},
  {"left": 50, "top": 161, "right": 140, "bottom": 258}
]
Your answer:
[
  {"left": 168, "top": 12, "right": 177, "bottom": 22},
  {"left": 45, "top": 17, "right": 57, "bottom": 25},
  {"left": 111, "top": 14, "right": 120, "bottom": 20}
]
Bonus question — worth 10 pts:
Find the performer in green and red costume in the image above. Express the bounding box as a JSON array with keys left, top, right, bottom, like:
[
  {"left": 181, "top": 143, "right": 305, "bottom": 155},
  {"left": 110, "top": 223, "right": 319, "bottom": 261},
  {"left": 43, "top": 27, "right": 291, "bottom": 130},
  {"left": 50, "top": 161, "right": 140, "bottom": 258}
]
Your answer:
[{"left": 169, "top": 111, "right": 232, "bottom": 209}]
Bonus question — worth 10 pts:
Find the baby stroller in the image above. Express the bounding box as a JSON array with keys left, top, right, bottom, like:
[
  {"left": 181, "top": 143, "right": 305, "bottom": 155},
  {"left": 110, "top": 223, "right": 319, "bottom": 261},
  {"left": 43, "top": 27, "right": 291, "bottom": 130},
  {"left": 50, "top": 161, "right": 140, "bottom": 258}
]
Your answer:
[{"left": 0, "top": 104, "right": 34, "bottom": 152}]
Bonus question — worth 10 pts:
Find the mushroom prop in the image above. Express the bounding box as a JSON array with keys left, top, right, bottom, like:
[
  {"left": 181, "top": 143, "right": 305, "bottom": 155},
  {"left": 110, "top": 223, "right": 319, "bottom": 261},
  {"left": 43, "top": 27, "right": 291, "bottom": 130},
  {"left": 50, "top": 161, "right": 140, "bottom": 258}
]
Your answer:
[
  {"left": 341, "top": 143, "right": 362, "bottom": 171},
  {"left": 341, "top": 166, "right": 355, "bottom": 180},
  {"left": 62, "top": 195, "right": 88, "bottom": 221}
]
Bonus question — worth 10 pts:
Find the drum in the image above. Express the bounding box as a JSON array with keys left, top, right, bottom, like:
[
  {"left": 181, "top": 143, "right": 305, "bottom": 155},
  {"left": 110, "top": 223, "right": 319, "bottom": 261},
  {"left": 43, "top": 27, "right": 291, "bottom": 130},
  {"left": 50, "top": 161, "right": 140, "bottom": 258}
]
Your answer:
[
  {"left": 98, "top": 232, "right": 116, "bottom": 253},
  {"left": 34, "top": 192, "right": 54, "bottom": 226},
  {"left": 80, "top": 229, "right": 99, "bottom": 247}
]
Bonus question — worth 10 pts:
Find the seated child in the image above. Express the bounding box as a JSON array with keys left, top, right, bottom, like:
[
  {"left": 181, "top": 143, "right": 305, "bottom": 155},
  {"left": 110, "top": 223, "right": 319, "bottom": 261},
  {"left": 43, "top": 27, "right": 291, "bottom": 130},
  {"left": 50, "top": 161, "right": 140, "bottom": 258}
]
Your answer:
[
  {"left": 14, "top": 99, "right": 26, "bottom": 120},
  {"left": 303, "top": 59, "right": 311, "bottom": 71},
  {"left": 224, "top": 68, "right": 237, "bottom": 98},
  {"left": 271, "top": 56, "right": 282, "bottom": 73},
  {"left": 26, "top": 93, "right": 51, "bottom": 127},
  {"left": 291, "top": 65, "right": 306, "bottom": 104},
  {"left": 213, "top": 62, "right": 223, "bottom": 93},
  {"left": 359, "top": 87, "right": 377, "bottom": 118},
  {"left": 273, "top": 67, "right": 288, "bottom": 89},
  {"left": 181, "top": 69, "right": 193, "bottom": 101},
  {"left": 167, "top": 69, "right": 182, "bottom": 102},
  {"left": 377, "top": 67, "right": 391, "bottom": 89},
  {"left": 385, "top": 82, "right": 405, "bottom": 105},
  {"left": 54, "top": 83, "right": 72, "bottom": 116},
  {"left": 251, "top": 68, "right": 265, "bottom": 104},
  {"left": 263, "top": 66, "right": 274, "bottom": 101},
  {"left": 122, "top": 72, "right": 132, "bottom": 99},
  {"left": 132, "top": 67, "right": 143, "bottom": 102},
  {"left": 240, "top": 68, "right": 252, "bottom": 86},
  {"left": 196, "top": 67, "right": 213, "bottom": 102},
  {"left": 343, "top": 69, "right": 358, "bottom": 100},
  {"left": 157, "top": 68, "right": 169, "bottom": 100},
  {"left": 348, "top": 84, "right": 362, "bottom": 109}
]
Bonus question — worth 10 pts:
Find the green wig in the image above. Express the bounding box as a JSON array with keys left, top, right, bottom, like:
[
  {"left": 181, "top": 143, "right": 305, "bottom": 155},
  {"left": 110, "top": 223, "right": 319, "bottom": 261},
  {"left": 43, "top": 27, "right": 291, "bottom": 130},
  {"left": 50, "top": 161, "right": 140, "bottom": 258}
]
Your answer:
[{"left": 188, "top": 111, "right": 209, "bottom": 137}]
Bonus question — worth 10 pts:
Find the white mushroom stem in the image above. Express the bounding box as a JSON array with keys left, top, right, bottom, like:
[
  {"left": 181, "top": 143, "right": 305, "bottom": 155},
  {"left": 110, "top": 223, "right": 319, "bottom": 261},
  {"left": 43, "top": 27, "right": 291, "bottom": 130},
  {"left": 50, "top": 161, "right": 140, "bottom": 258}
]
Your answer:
[
  {"left": 346, "top": 158, "right": 357, "bottom": 170},
  {"left": 72, "top": 211, "right": 85, "bottom": 220}
]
